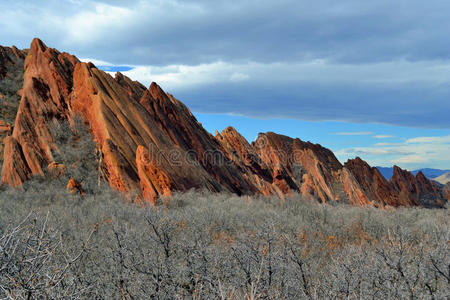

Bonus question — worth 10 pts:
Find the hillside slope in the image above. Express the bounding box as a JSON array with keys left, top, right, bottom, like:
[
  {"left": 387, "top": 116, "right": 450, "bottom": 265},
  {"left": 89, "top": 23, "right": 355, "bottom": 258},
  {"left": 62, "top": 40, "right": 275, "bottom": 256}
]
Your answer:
[{"left": 434, "top": 172, "right": 450, "bottom": 185}]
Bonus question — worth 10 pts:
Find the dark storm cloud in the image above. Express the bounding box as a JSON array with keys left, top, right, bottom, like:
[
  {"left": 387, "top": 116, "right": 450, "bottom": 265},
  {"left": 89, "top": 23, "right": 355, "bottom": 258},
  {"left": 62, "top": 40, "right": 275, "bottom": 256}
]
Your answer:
[
  {"left": 1, "top": 0, "right": 450, "bottom": 127},
  {"left": 3, "top": 0, "right": 450, "bottom": 65},
  {"left": 173, "top": 81, "right": 450, "bottom": 128}
]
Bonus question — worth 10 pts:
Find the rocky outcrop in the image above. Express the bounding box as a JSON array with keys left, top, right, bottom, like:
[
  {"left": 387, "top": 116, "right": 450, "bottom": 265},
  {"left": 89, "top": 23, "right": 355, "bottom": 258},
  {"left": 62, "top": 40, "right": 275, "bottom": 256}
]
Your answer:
[
  {"left": 251, "top": 132, "right": 372, "bottom": 205},
  {"left": 136, "top": 145, "right": 173, "bottom": 203},
  {"left": 0, "top": 38, "right": 447, "bottom": 208},
  {"left": 1, "top": 136, "right": 31, "bottom": 186},
  {"left": 48, "top": 162, "right": 66, "bottom": 178},
  {"left": 345, "top": 157, "right": 401, "bottom": 206},
  {"left": 139, "top": 84, "right": 258, "bottom": 195},
  {"left": 390, "top": 168, "right": 444, "bottom": 207},
  {"left": 215, "top": 127, "right": 279, "bottom": 196},
  {"left": 67, "top": 177, "right": 84, "bottom": 196},
  {"left": 1, "top": 38, "right": 79, "bottom": 186},
  {"left": 71, "top": 61, "right": 259, "bottom": 202},
  {"left": 345, "top": 158, "right": 446, "bottom": 207}
]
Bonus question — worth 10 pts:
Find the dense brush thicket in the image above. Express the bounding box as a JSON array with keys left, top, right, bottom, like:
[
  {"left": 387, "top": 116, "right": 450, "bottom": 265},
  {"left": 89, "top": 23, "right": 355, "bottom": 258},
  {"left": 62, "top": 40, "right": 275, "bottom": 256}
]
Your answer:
[
  {"left": 0, "top": 120, "right": 448, "bottom": 299},
  {"left": 0, "top": 187, "right": 448, "bottom": 299}
]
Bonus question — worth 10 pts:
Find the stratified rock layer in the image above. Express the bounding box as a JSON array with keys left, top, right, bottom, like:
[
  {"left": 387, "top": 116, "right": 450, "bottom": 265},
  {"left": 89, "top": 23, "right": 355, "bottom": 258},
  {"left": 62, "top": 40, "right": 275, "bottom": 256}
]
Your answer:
[
  {"left": 0, "top": 39, "right": 447, "bottom": 208},
  {"left": 345, "top": 157, "right": 401, "bottom": 206},
  {"left": 345, "top": 158, "right": 446, "bottom": 207},
  {"left": 250, "top": 132, "right": 372, "bottom": 205},
  {"left": 1, "top": 39, "right": 79, "bottom": 185}
]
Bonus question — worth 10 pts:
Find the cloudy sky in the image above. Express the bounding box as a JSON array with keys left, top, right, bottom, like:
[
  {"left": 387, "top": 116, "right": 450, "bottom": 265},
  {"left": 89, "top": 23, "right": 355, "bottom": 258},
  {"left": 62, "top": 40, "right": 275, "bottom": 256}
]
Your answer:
[{"left": 1, "top": 0, "right": 449, "bottom": 170}]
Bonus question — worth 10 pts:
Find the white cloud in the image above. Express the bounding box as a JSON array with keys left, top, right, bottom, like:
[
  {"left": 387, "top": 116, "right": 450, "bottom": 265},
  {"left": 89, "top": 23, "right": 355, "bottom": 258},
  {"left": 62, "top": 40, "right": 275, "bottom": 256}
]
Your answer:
[
  {"left": 336, "top": 135, "right": 450, "bottom": 169},
  {"left": 4, "top": 1, "right": 450, "bottom": 127},
  {"left": 374, "top": 142, "right": 403, "bottom": 146},
  {"left": 336, "top": 131, "right": 373, "bottom": 136},
  {"left": 230, "top": 72, "right": 250, "bottom": 82},
  {"left": 65, "top": 3, "right": 134, "bottom": 44},
  {"left": 392, "top": 155, "right": 427, "bottom": 164},
  {"left": 406, "top": 135, "right": 450, "bottom": 144},
  {"left": 121, "top": 61, "right": 233, "bottom": 88},
  {"left": 82, "top": 57, "right": 450, "bottom": 92},
  {"left": 373, "top": 134, "right": 396, "bottom": 138},
  {"left": 80, "top": 58, "right": 115, "bottom": 66}
]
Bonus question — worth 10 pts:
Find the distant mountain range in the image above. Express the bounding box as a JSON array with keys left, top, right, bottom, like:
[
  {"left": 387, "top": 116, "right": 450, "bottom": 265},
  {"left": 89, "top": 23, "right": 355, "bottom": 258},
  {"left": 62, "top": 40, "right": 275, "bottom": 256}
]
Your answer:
[{"left": 377, "top": 167, "right": 450, "bottom": 181}]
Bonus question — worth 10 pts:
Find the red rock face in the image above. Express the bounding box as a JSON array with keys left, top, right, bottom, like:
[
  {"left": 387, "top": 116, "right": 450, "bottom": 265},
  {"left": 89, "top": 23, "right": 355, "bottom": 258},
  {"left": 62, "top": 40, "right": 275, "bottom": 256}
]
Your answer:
[
  {"left": 345, "top": 157, "right": 401, "bottom": 206},
  {"left": 1, "top": 38, "right": 79, "bottom": 186},
  {"left": 70, "top": 61, "right": 252, "bottom": 201},
  {"left": 345, "top": 159, "right": 446, "bottom": 207},
  {"left": 67, "top": 177, "right": 84, "bottom": 196},
  {"left": 390, "top": 168, "right": 444, "bottom": 207},
  {"left": 136, "top": 145, "right": 172, "bottom": 204},
  {"left": 251, "top": 133, "right": 372, "bottom": 205},
  {"left": 215, "top": 127, "right": 278, "bottom": 196},
  {"left": 0, "top": 38, "right": 447, "bottom": 208}
]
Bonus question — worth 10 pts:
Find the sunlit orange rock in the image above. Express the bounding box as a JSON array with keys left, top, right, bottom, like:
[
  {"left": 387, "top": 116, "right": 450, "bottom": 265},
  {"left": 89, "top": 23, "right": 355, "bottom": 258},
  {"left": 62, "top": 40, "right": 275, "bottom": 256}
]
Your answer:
[
  {"left": 47, "top": 162, "right": 66, "bottom": 178},
  {"left": 345, "top": 157, "right": 400, "bottom": 206},
  {"left": 1, "top": 38, "right": 79, "bottom": 186},
  {"left": 67, "top": 177, "right": 84, "bottom": 196},
  {"left": 71, "top": 62, "right": 230, "bottom": 198},
  {"left": 215, "top": 127, "right": 279, "bottom": 196},
  {"left": 136, "top": 145, "right": 172, "bottom": 204},
  {"left": 346, "top": 159, "right": 446, "bottom": 207},
  {"left": 1, "top": 136, "right": 31, "bottom": 186},
  {"left": 0, "top": 38, "right": 447, "bottom": 208},
  {"left": 0, "top": 120, "right": 12, "bottom": 135},
  {"left": 252, "top": 132, "right": 371, "bottom": 205}
]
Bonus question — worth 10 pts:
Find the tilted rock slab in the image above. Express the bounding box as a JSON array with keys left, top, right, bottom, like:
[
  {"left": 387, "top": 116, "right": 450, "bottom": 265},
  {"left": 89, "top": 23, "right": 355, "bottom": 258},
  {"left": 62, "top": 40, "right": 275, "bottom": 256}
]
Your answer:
[{"left": 0, "top": 39, "right": 447, "bottom": 207}]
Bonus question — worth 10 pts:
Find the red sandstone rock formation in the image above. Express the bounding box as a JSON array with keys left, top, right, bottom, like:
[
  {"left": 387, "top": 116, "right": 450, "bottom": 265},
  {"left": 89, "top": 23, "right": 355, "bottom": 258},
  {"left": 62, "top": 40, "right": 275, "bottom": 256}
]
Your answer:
[
  {"left": 0, "top": 38, "right": 447, "bottom": 208},
  {"left": 345, "top": 157, "right": 402, "bottom": 206},
  {"left": 1, "top": 38, "right": 79, "bottom": 186},
  {"left": 215, "top": 127, "right": 279, "bottom": 196},
  {"left": 136, "top": 145, "right": 173, "bottom": 204},
  {"left": 251, "top": 132, "right": 372, "bottom": 205},
  {"left": 67, "top": 177, "right": 84, "bottom": 196},
  {"left": 345, "top": 159, "right": 446, "bottom": 207},
  {"left": 71, "top": 61, "right": 255, "bottom": 202},
  {"left": 390, "top": 167, "right": 444, "bottom": 207}
]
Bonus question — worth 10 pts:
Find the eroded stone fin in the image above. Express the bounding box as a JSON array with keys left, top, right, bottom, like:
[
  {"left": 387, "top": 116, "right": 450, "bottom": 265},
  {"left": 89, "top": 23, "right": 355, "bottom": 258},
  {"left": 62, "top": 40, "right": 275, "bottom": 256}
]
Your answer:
[
  {"left": 1, "top": 136, "right": 31, "bottom": 186},
  {"left": 136, "top": 145, "right": 172, "bottom": 204},
  {"left": 0, "top": 38, "right": 446, "bottom": 208},
  {"left": 345, "top": 158, "right": 446, "bottom": 207},
  {"left": 1, "top": 38, "right": 79, "bottom": 186}
]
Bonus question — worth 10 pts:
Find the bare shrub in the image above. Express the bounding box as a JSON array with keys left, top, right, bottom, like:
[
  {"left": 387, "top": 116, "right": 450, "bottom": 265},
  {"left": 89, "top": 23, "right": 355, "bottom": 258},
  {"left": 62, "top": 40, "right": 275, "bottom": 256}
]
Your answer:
[{"left": 0, "top": 185, "right": 448, "bottom": 299}]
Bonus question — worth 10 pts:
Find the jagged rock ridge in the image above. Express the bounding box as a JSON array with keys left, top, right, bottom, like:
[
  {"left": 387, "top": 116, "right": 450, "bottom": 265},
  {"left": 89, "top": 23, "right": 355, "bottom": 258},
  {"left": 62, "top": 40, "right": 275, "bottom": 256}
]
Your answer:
[{"left": 0, "top": 39, "right": 447, "bottom": 207}]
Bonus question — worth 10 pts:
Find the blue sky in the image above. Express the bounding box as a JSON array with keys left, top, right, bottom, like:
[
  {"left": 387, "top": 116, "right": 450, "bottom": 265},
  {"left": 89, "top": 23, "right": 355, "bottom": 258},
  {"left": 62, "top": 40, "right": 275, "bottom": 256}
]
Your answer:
[{"left": 1, "top": 0, "right": 449, "bottom": 169}]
